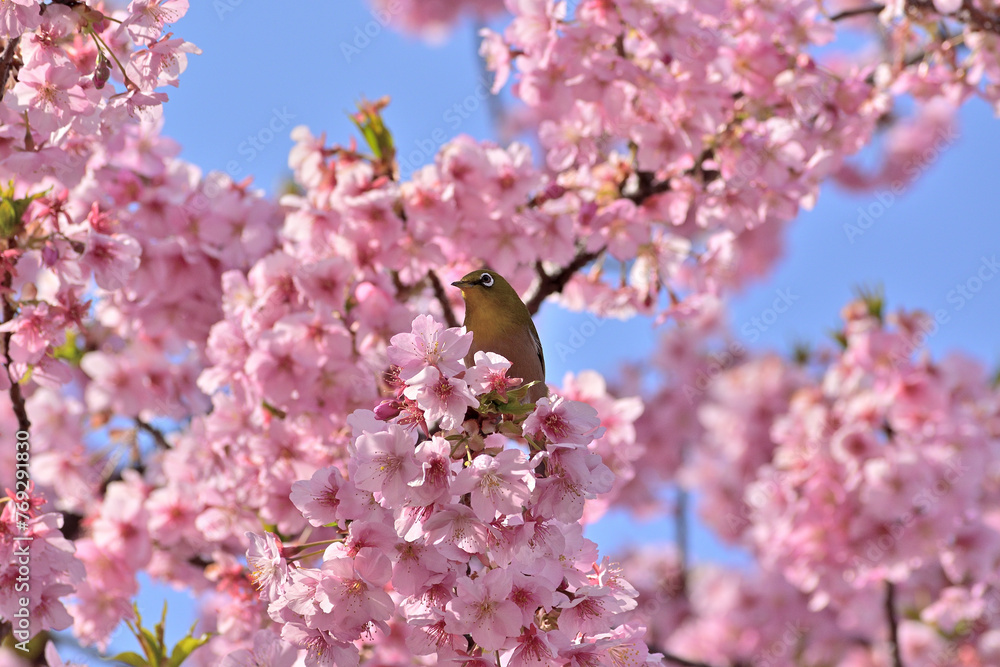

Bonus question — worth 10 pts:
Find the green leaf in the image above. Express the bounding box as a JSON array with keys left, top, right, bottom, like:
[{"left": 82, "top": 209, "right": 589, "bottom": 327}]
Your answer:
[
  {"left": 348, "top": 97, "right": 395, "bottom": 166},
  {"left": 154, "top": 600, "right": 168, "bottom": 649},
  {"left": 52, "top": 331, "right": 85, "bottom": 365},
  {"left": 0, "top": 198, "right": 19, "bottom": 237},
  {"left": 138, "top": 625, "right": 165, "bottom": 666},
  {"left": 497, "top": 419, "right": 524, "bottom": 437},
  {"left": 261, "top": 400, "right": 287, "bottom": 419},
  {"left": 167, "top": 633, "right": 211, "bottom": 667},
  {"left": 0, "top": 183, "right": 47, "bottom": 238},
  {"left": 110, "top": 652, "right": 150, "bottom": 667},
  {"left": 494, "top": 391, "right": 538, "bottom": 416},
  {"left": 129, "top": 602, "right": 165, "bottom": 667}
]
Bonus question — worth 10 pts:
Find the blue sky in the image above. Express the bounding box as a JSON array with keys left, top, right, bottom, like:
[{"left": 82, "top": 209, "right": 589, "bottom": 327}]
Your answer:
[{"left": 59, "top": 1, "right": 1000, "bottom": 660}]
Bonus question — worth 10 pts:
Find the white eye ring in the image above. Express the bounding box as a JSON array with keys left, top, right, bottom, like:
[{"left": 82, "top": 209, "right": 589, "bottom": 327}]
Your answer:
[{"left": 480, "top": 273, "right": 494, "bottom": 287}]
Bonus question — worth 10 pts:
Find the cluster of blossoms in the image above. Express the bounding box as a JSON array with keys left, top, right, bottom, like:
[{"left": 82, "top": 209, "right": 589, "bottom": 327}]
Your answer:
[
  {"left": 0, "top": 489, "right": 82, "bottom": 643},
  {"left": 239, "top": 316, "right": 652, "bottom": 666},
  {"left": 746, "top": 302, "right": 1000, "bottom": 652},
  {"left": 610, "top": 298, "right": 1000, "bottom": 665},
  {"left": 0, "top": 0, "right": 279, "bottom": 651}
]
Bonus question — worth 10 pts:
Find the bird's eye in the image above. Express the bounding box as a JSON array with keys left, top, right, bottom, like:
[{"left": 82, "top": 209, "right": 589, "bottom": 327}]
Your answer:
[{"left": 480, "top": 273, "right": 494, "bottom": 288}]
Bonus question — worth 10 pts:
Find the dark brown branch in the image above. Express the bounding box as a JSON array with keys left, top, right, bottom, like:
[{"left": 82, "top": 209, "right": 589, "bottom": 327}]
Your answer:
[
  {"left": 885, "top": 581, "right": 904, "bottom": 667},
  {"left": 913, "top": 0, "right": 1000, "bottom": 35},
  {"left": 845, "top": 1, "right": 1000, "bottom": 34},
  {"left": 675, "top": 487, "right": 689, "bottom": 596},
  {"left": 428, "top": 270, "right": 459, "bottom": 328},
  {"left": 624, "top": 170, "right": 672, "bottom": 205},
  {"left": 525, "top": 248, "right": 603, "bottom": 316},
  {"left": 136, "top": 417, "right": 171, "bottom": 450},
  {"left": 3, "top": 267, "right": 30, "bottom": 435},
  {"left": 829, "top": 4, "right": 885, "bottom": 21},
  {"left": 0, "top": 36, "right": 20, "bottom": 104}
]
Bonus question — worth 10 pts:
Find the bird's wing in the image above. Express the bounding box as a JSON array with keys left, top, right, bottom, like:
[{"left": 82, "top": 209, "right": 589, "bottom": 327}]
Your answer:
[{"left": 528, "top": 318, "right": 545, "bottom": 377}]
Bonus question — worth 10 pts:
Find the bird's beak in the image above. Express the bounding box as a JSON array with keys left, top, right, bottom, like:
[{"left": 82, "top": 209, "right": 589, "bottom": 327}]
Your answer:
[{"left": 451, "top": 280, "right": 467, "bottom": 288}]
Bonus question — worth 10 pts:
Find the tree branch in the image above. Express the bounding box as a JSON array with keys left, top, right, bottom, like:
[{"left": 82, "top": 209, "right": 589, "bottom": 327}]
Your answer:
[
  {"left": 675, "top": 487, "right": 689, "bottom": 596},
  {"left": 136, "top": 417, "right": 171, "bottom": 450},
  {"left": 428, "top": 270, "right": 459, "bottom": 328},
  {"left": 885, "top": 581, "right": 904, "bottom": 667},
  {"left": 3, "top": 269, "right": 30, "bottom": 435},
  {"left": 832, "top": 1, "right": 1000, "bottom": 35},
  {"left": 624, "top": 170, "right": 673, "bottom": 205},
  {"left": 525, "top": 248, "right": 603, "bottom": 316},
  {"left": 0, "top": 36, "right": 20, "bottom": 103},
  {"left": 913, "top": 0, "right": 1000, "bottom": 35},
  {"left": 829, "top": 4, "right": 885, "bottom": 21}
]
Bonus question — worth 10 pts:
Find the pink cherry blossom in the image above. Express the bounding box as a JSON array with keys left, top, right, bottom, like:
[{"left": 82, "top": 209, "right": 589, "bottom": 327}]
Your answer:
[
  {"left": 246, "top": 531, "right": 288, "bottom": 602},
  {"left": 220, "top": 629, "right": 297, "bottom": 667},
  {"left": 402, "top": 365, "right": 479, "bottom": 430},
  {"left": 0, "top": 0, "right": 41, "bottom": 38},
  {"left": 290, "top": 465, "right": 345, "bottom": 527},
  {"left": 465, "top": 350, "right": 522, "bottom": 400},
  {"left": 451, "top": 448, "right": 535, "bottom": 522},
  {"left": 79, "top": 231, "right": 143, "bottom": 290},
  {"left": 388, "top": 313, "right": 473, "bottom": 380},
  {"left": 350, "top": 424, "right": 421, "bottom": 506},
  {"left": 121, "top": 0, "right": 190, "bottom": 44},
  {"left": 445, "top": 568, "right": 522, "bottom": 651},
  {"left": 523, "top": 395, "right": 603, "bottom": 445}
]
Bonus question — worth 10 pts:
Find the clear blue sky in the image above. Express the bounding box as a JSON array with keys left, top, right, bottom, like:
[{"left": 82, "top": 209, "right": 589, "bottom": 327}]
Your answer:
[{"left": 59, "top": 1, "right": 1000, "bottom": 660}]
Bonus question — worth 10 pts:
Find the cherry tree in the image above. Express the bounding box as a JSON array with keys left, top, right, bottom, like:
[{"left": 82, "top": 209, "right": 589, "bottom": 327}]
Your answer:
[{"left": 1, "top": 0, "right": 1000, "bottom": 665}]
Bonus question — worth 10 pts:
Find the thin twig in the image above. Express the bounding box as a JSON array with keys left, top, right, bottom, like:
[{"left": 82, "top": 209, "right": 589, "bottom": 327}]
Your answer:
[
  {"left": 829, "top": 4, "right": 885, "bottom": 21},
  {"left": 912, "top": 0, "right": 1000, "bottom": 35},
  {"left": 525, "top": 248, "right": 603, "bottom": 315},
  {"left": 136, "top": 418, "right": 171, "bottom": 450},
  {"left": 624, "top": 171, "right": 673, "bottom": 205},
  {"left": 428, "top": 270, "right": 459, "bottom": 328},
  {"left": 3, "top": 265, "right": 30, "bottom": 435},
  {"left": 840, "top": 1, "right": 1000, "bottom": 35},
  {"left": 885, "top": 581, "right": 904, "bottom": 667},
  {"left": 675, "top": 487, "right": 689, "bottom": 596},
  {"left": 0, "top": 36, "right": 20, "bottom": 105}
]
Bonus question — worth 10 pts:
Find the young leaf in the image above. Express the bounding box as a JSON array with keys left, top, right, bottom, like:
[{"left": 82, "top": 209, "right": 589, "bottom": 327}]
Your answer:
[{"left": 109, "top": 651, "right": 150, "bottom": 667}]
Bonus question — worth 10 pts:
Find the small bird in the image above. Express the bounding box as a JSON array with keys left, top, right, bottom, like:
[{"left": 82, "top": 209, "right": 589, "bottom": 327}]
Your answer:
[{"left": 451, "top": 269, "right": 547, "bottom": 404}]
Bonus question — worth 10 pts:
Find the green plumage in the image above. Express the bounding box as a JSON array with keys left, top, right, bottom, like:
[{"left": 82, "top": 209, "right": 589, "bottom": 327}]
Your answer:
[{"left": 452, "top": 269, "right": 547, "bottom": 403}]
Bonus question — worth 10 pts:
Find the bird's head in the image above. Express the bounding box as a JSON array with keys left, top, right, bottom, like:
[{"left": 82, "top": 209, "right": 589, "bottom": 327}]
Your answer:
[{"left": 451, "top": 269, "right": 527, "bottom": 319}]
